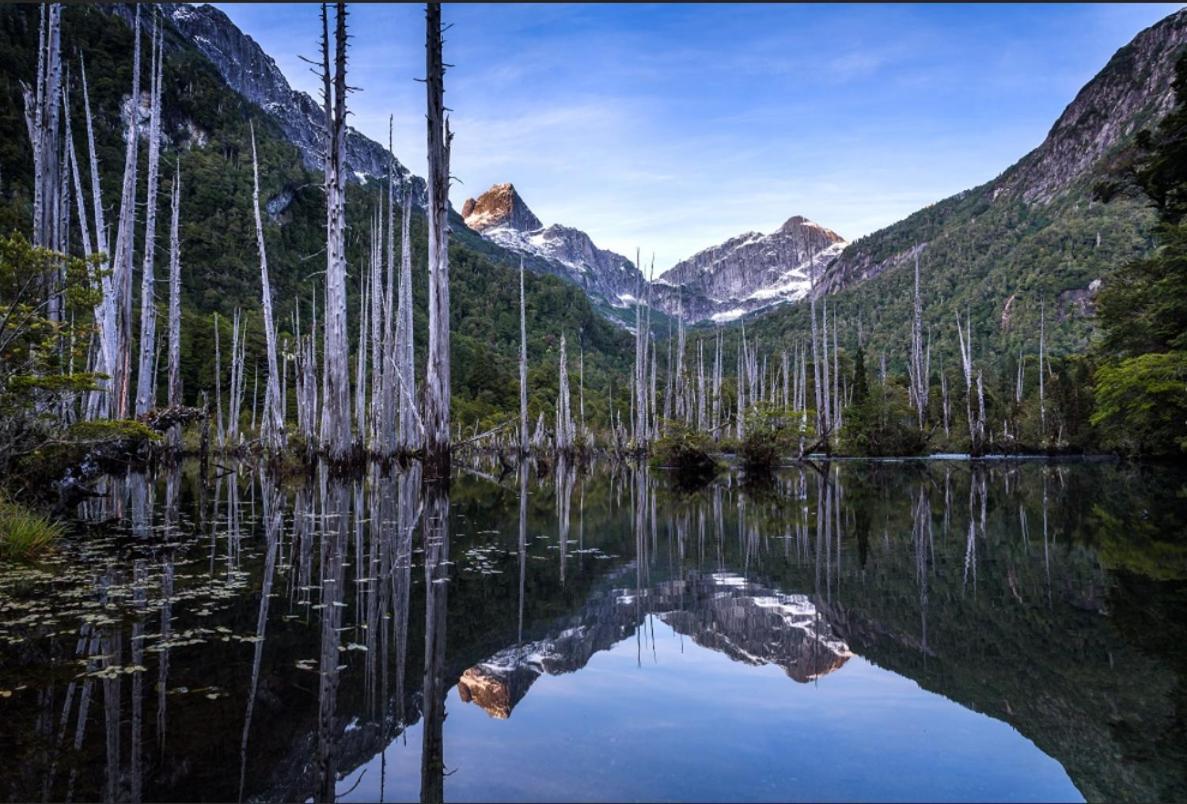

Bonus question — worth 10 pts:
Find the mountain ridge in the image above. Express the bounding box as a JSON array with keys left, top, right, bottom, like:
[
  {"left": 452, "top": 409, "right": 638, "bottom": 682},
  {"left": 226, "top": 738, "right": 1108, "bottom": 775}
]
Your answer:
[{"left": 461, "top": 182, "right": 647, "bottom": 309}]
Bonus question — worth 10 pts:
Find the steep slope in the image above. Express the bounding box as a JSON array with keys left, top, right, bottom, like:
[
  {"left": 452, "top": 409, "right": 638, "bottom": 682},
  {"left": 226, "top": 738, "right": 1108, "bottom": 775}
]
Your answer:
[
  {"left": 751, "top": 7, "right": 1187, "bottom": 364},
  {"left": 654, "top": 216, "right": 847, "bottom": 323},
  {"left": 461, "top": 182, "right": 647, "bottom": 309},
  {"left": 0, "top": 3, "right": 634, "bottom": 428},
  {"left": 147, "top": 3, "right": 426, "bottom": 201}
]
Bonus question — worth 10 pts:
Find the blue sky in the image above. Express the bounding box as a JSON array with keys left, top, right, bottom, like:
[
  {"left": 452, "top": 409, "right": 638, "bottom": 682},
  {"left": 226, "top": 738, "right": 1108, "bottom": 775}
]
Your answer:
[{"left": 216, "top": 2, "right": 1182, "bottom": 269}]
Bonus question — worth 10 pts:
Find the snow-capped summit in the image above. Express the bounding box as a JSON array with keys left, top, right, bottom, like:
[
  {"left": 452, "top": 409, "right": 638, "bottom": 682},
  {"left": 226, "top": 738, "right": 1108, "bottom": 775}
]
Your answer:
[
  {"left": 653, "top": 216, "right": 847, "bottom": 323},
  {"left": 461, "top": 183, "right": 646, "bottom": 309}
]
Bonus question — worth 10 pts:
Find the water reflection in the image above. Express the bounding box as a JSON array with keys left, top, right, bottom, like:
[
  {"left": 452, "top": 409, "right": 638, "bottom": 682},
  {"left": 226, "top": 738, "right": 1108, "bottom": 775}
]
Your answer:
[{"left": 0, "top": 460, "right": 1185, "bottom": 802}]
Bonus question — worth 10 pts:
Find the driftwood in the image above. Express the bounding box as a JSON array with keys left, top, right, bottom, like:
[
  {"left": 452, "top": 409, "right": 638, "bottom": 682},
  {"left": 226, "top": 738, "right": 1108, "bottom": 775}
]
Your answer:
[{"left": 139, "top": 405, "right": 206, "bottom": 434}]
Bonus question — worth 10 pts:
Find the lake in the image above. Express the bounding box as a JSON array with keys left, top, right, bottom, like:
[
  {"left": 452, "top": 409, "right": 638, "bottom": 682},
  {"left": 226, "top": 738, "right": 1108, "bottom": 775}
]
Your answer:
[{"left": 1, "top": 458, "right": 1184, "bottom": 802}]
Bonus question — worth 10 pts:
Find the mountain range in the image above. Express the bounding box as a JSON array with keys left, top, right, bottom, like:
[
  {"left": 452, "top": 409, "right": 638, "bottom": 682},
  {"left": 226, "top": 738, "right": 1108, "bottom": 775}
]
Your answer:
[
  {"left": 90, "top": 2, "right": 1186, "bottom": 344},
  {"left": 456, "top": 8, "right": 1187, "bottom": 338}
]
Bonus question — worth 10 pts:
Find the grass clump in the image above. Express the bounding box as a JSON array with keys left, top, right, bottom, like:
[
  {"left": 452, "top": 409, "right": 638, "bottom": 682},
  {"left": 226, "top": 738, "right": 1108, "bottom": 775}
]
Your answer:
[{"left": 0, "top": 501, "right": 64, "bottom": 560}]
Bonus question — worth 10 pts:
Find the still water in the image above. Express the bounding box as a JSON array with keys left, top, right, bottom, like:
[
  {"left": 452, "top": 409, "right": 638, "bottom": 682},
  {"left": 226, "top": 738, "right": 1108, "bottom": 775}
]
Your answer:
[{"left": 1, "top": 459, "right": 1184, "bottom": 802}]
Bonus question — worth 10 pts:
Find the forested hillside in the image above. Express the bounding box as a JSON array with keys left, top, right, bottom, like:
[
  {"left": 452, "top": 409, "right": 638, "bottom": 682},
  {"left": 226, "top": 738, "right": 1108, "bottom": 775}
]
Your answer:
[
  {"left": 727, "top": 9, "right": 1187, "bottom": 371},
  {"left": 0, "top": 3, "right": 633, "bottom": 431}
]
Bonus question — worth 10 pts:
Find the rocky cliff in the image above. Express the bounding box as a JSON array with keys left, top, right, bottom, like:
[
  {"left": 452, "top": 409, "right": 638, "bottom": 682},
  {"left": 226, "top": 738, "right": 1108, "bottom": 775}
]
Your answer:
[
  {"left": 157, "top": 3, "right": 425, "bottom": 203},
  {"left": 654, "top": 216, "right": 847, "bottom": 323}
]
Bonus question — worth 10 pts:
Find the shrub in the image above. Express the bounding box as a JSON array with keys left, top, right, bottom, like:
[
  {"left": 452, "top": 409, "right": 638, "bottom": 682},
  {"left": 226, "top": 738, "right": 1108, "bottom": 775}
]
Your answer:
[
  {"left": 651, "top": 421, "right": 720, "bottom": 486},
  {"left": 738, "top": 403, "right": 797, "bottom": 473}
]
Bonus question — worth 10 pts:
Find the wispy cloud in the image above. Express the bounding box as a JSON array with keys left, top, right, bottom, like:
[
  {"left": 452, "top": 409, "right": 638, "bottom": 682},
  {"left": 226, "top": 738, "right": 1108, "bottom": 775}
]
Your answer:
[{"left": 216, "top": 2, "right": 1183, "bottom": 269}]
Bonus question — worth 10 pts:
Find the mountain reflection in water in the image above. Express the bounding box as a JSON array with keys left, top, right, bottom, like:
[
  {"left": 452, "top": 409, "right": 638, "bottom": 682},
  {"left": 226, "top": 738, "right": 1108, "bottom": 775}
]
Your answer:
[{"left": 0, "top": 459, "right": 1184, "bottom": 802}]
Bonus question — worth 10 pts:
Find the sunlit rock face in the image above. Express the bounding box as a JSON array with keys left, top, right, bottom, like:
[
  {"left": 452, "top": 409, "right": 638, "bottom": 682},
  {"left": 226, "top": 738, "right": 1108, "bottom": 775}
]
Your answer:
[
  {"left": 461, "top": 183, "right": 647, "bottom": 308},
  {"left": 652, "top": 217, "right": 847, "bottom": 324},
  {"left": 457, "top": 570, "right": 851, "bottom": 719},
  {"left": 457, "top": 665, "right": 522, "bottom": 719},
  {"left": 461, "top": 183, "right": 543, "bottom": 233}
]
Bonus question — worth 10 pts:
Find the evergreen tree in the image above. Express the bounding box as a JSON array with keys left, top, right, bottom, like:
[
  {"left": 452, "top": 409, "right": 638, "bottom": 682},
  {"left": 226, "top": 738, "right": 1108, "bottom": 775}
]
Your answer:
[{"left": 852, "top": 346, "right": 869, "bottom": 406}]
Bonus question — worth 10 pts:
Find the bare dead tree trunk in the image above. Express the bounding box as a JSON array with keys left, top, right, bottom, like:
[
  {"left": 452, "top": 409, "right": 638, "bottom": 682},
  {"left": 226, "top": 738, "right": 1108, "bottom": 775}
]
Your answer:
[
  {"left": 112, "top": 4, "right": 142, "bottom": 419},
  {"left": 355, "top": 255, "right": 370, "bottom": 439},
  {"left": 22, "top": 3, "right": 62, "bottom": 254},
  {"left": 319, "top": 1, "right": 353, "bottom": 460},
  {"left": 250, "top": 123, "right": 284, "bottom": 452},
  {"left": 1038, "top": 298, "right": 1046, "bottom": 442},
  {"left": 377, "top": 119, "right": 399, "bottom": 455},
  {"left": 79, "top": 53, "right": 118, "bottom": 420},
  {"left": 519, "top": 258, "right": 529, "bottom": 455},
  {"left": 579, "top": 335, "right": 585, "bottom": 443},
  {"left": 697, "top": 338, "right": 706, "bottom": 431},
  {"left": 821, "top": 298, "right": 831, "bottom": 444},
  {"left": 227, "top": 309, "right": 246, "bottom": 447},
  {"left": 135, "top": 18, "right": 164, "bottom": 417},
  {"left": 735, "top": 337, "right": 745, "bottom": 440},
  {"left": 556, "top": 333, "right": 573, "bottom": 453},
  {"left": 424, "top": 1, "right": 453, "bottom": 477},
  {"left": 396, "top": 177, "right": 420, "bottom": 452},
  {"left": 213, "top": 313, "right": 224, "bottom": 448},
  {"left": 368, "top": 203, "right": 383, "bottom": 451},
  {"left": 809, "top": 246, "right": 823, "bottom": 439},
  {"left": 956, "top": 310, "right": 980, "bottom": 455},
  {"left": 908, "top": 245, "right": 928, "bottom": 429},
  {"left": 167, "top": 167, "right": 182, "bottom": 448},
  {"left": 832, "top": 308, "right": 841, "bottom": 434},
  {"left": 939, "top": 354, "right": 950, "bottom": 438}
]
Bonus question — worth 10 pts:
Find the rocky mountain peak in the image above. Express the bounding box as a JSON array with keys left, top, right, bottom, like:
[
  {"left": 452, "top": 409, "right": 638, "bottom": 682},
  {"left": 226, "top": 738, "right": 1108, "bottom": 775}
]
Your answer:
[
  {"left": 462, "top": 183, "right": 543, "bottom": 233},
  {"left": 779, "top": 215, "right": 844, "bottom": 243},
  {"left": 651, "top": 215, "right": 848, "bottom": 322},
  {"left": 133, "top": 2, "right": 425, "bottom": 203}
]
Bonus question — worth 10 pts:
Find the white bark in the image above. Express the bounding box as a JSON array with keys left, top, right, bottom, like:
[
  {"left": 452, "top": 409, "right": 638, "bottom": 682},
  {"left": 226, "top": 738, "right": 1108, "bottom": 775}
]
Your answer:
[
  {"left": 396, "top": 176, "right": 418, "bottom": 452},
  {"left": 519, "top": 258, "right": 529, "bottom": 455},
  {"left": 424, "top": 2, "right": 453, "bottom": 474},
  {"left": 167, "top": 168, "right": 182, "bottom": 447},
  {"left": 908, "top": 245, "right": 928, "bottom": 429},
  {"left": 376, "top": 119, "right": 398, "bottom": 454},
  {"left": 319, "top": 1, "right": 353, "bottom": 459},
  {"left": 214, "top": 312, "right": 224, "bottom": 447},
  {"left": 368, "top": 203, "right": 383, "bottom": 450},
  {"left": 111, "top": 4, "right": 142, "bottom": 418},
  {"left": 250, "top": 123, "right": 284, "bottom": 451},
  {"left": 809, "top": 245, "right": 823, "bottom": 438},
  {"left": 135, "top": 20, "right": 164, "bottom": 416},
  {"left": 556, "top": 333, "right": 573, "bottom": 452},
  {"left": 1038, "top": 299, "right": 1046, "bottom": 440},
  {"left": 22, "top": 2, "right": 62, "bottom": 263},
  {"left": 80, "top": 53, "right": 117, "bottom": 420}
]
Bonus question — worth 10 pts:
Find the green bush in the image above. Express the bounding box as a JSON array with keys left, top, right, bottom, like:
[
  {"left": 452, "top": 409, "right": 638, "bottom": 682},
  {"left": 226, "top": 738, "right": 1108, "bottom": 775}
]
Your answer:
[
  {"left": 739, "top": 403, "right": 798, "bottom": 473},
  {"left": 652, "top": 421, "right": 719, "bottom": 485}
]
